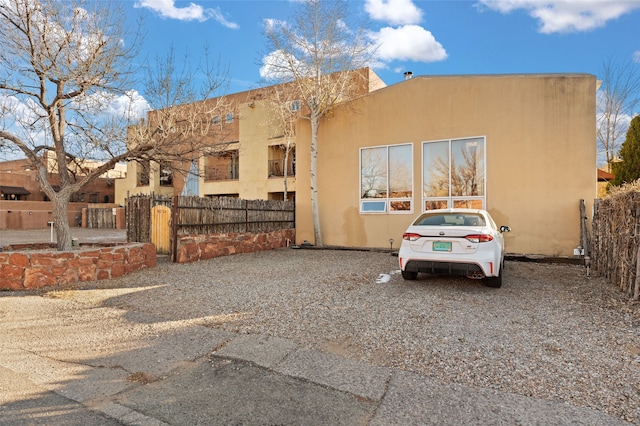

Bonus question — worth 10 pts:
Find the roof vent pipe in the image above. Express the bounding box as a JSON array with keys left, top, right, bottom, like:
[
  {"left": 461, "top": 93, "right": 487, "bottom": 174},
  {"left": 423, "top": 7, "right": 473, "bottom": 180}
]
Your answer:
[{"left": 404, "top": 71, "right": 413, "bottom": 80}]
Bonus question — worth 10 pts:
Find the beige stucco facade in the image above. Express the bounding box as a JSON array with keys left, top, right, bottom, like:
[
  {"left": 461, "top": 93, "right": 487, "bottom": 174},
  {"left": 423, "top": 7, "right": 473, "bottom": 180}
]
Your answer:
[
  {"left": 114, "top": 71, "right": 596, "bottom": 256},
  {"left": 294, "top": 74, "right": 597, "bottom": 256},
  {"left": 115, "top": 68, "right": 383, "bottom": 205}
]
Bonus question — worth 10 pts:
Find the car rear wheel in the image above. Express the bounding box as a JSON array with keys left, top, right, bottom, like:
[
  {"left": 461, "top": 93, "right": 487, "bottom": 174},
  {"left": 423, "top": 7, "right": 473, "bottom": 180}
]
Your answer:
[
  {"left": 485, "top": 262, "right": 503, "bottom": 288},
  {"left": 401, "top": 270, "right": 418, "bottom": 280}
]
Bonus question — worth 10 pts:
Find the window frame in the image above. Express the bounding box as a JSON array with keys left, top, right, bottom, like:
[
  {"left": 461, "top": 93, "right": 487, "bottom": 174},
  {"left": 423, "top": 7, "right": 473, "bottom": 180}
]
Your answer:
[
  {"left": 422, "top": 136, "right": 486, "bottom": 211},
  {"left": 359, "top": 143, "right": 413, "bottom": 215}
]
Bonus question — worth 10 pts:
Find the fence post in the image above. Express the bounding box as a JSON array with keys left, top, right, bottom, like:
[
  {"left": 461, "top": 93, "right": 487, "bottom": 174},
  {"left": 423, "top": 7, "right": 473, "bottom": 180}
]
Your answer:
[
  {"left": 245, "top": 199, "right": 249, "bottom": 232},
  {"left": 171, "top": 195, "right": 179, "bottom": 263}
]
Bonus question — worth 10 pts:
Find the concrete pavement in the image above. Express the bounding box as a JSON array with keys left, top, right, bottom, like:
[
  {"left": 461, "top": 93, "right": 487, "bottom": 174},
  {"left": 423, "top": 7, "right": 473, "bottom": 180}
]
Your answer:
[
  {"left": 0, "top": 228, "right": 631, "bottom": 425},
  {"left": 0, "top": 296, "right": 629, "bottom": 425}
]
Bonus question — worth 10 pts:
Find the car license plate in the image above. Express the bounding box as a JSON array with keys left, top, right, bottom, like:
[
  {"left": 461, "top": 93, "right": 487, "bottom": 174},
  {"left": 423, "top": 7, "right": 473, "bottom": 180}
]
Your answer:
[{"left": 433, "top": 241, "right": 452, "bottom": 252}]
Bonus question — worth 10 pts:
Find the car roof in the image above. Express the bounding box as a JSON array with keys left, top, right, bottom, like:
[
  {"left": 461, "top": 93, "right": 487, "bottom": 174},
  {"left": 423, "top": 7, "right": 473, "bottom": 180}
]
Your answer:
[{"left": 422, "top": 208, "right": 487, "bottom": 214}]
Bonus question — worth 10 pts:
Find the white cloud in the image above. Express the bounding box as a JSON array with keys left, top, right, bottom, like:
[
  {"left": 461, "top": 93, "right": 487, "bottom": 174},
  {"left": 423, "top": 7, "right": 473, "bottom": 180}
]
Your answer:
[
  {"left": 365, "top": 0, "right": 424, "bottom": 25},
  {"left": 633, "top": 51, "right": 640, "bottom": 63},
  {"left": 134, "top": 0, "right": 239, "bottom": 29},
  {"left": 107, "top": 91, "right": 150, "bottom": 121},
  {"left": 259, "top": 50, "right": 309, "bottom": 81},
  {"left": 370, "top": 25, "right": 447, "bottom": 63},
  {"left": 477, "top": 0, "right": 640, "bottom": 33}
]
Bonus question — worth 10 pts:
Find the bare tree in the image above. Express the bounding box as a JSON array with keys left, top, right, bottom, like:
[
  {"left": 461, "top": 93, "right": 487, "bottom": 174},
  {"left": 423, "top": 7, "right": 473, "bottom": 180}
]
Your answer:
[
  {"left": 263, "top": 0, "right": 374, "bottom": 246},
  {"left": 597, "top": 57, "right": 640, "bottom": 170},
  {"left": 0, "top": 0, "right": 228, "bottom": 250},
  {"left": 130, "top": 45, "right": 230, "bottom": 186}
]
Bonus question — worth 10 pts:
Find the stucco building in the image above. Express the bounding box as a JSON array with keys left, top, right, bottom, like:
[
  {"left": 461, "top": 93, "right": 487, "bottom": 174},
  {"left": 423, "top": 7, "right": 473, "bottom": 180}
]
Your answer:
[
  {"left": 116, "top": 71, "right": 597, "bottom": 257},
  {"left": 293, "top": 73, "right": 597, "bottom": 256},
  {"left": 114, "top": 68, "right": 386, "bottom": 205}
]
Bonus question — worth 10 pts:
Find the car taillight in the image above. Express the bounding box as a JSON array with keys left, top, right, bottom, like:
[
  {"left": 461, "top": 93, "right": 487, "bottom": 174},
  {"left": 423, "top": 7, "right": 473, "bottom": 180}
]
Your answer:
[
  {"left": 402, "top": 232, "right": 422, "bottom": 241},
  {"left": 465, "top": 234, "right": 493, "bottom": 243}
]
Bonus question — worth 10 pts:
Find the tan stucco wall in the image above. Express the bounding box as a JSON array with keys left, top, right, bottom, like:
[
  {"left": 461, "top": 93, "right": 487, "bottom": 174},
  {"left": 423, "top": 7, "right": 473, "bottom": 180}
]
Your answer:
[
  {"left": 199, "top": 102, "right": 296, "bottom": 200},
  {"left": 295, "top": 74, "right": 597, "bottom": 256},
  {"left": 114, "top": 161, "right": 176, "bottom": 206}
]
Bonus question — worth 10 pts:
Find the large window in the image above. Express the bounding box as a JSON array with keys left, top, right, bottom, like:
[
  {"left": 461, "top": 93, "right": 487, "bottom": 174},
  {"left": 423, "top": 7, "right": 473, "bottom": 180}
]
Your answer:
[
  {"left": 422, "top": 137, "right": 485, "bottom": 210},
  {"left": 360, "top": 143, "right": 413, "bottom": 213}
]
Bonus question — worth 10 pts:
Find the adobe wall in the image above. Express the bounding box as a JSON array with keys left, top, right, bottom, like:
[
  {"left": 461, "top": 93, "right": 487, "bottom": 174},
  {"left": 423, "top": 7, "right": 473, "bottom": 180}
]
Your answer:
[
  {"left": 176, "top": 229, "right": 295, "bottom": 263},
  {"left": 0, "top": 200, "right": 87, "bottom": 229},
  {"left": 0, "top": 243, "right": 156, "bottom": 291}
]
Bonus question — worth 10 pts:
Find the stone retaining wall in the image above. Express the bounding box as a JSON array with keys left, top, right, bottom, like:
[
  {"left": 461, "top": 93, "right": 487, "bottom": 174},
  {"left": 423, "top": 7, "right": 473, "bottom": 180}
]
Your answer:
[
  {"left": 176, "top": 229, "right": 295, "bottom": 263},
  {"left": 0, "top": 243, "right": 156, "bottom": 290}
]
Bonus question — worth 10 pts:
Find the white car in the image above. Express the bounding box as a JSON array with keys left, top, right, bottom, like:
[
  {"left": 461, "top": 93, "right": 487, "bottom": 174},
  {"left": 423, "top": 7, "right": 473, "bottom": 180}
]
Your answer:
[{"left": 398, "top": 209, "right": 510, "bottom": 287}]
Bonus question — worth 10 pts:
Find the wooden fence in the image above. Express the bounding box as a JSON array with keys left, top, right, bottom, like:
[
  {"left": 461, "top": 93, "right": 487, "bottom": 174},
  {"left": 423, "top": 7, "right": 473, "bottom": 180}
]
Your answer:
[
  {"left": 127, "top": 194, "right": 295, "bottom": 259},
  {"left": 172, "top": 196, "right": 295, "bottom": 234},
  {"left": 592, "top": 186, "right": 640, "bottom": 300},
  {"left": 85, "top": 208, "right": 116, "bottom": 228}
]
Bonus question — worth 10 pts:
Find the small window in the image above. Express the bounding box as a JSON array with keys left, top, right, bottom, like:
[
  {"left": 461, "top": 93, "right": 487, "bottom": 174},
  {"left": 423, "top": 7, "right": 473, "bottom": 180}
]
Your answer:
[
  {"left": 159, "top": 163, "right": 173, "bottom": 187},
  {"left": 137, "top": 160, "right": 150, "bottom": 186},
  {"left": 225, "top": 113, "right": 234, "bottom": 123},
  {"left": 361, "top": 200, "right": 387, "bottom": 213},
  {"left": 212, "top": 115, "right": 220, "bottom": 125},
  {"left": 291, "top": 100, "right": 301, "bottom": 112}
]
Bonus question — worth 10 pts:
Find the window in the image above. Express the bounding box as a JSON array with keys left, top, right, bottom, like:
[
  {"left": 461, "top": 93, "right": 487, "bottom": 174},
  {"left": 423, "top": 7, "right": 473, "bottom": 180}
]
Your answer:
[
  {"left": 360, "top": 143, "right": 413, "bottom": 213},
  {"left": 159, "top": 163, "right": 173, "bottom": 187},
  {"left": 88, "top": 193, "right": 99, "bottom": 203},
  {"left": 212, "top": 115, "right": 220, "bottom": 125},
  {"left": 268, "top": 146, "right": 295, "bottom": 177},
  {"left": 291, "top": 100, "right": 301, "bottom": 112},
  {"left": 204, "top": 150, "right": 239, "bottom": 181},
  {"left": 422, "top": 137, "right": 485, "bottom": 211},
  {"left": 225, "top": 112, "right": 234, "bottom": 123},
  {"left": 137, "top": 160, "right": 150, "bottom": 186}
]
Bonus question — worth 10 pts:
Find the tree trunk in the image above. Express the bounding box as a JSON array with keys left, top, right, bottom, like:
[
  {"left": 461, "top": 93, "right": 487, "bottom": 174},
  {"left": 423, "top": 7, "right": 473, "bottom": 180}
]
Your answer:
[
  {"left": 52, "top": 194, "right": 73, "bottom": 251},
  {"left": 310, "top": 113, "right": 322, "bottom": 247},
  {"left": 283, "top": 138, "right": 290, "bottom": 200}
]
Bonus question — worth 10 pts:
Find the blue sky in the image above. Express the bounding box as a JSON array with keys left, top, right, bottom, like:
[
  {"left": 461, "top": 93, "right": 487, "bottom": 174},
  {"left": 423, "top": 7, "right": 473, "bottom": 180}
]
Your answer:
[
  {"left": 1, "top": 0, "right": 639, "bottom": 163},
  {"left": 129, "top": 0, "right": 640, "bottom": 94}
]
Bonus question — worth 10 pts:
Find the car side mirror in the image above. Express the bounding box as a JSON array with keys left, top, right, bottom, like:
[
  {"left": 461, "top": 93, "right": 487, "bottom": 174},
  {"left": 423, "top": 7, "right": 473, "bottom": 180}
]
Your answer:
[{"left": 500, "top": 226, "right": 511, "bottom": 233}]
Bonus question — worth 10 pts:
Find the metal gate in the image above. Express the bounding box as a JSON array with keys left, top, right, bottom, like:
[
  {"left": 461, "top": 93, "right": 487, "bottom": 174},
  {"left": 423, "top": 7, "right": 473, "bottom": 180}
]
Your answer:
[{"left": 151, "top": 205, "right": 171, "bottom": 255}]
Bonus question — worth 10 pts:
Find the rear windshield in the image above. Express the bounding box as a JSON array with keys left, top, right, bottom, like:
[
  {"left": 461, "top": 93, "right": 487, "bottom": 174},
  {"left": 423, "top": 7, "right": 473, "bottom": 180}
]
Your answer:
[{"left": 414, "top": 213, "right": 486, "bottom": 227}]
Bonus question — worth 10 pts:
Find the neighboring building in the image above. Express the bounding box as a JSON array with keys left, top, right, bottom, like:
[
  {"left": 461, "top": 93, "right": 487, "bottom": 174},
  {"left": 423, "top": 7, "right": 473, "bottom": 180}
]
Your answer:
[
  {"left": 597, "top": 168, "right": 614, "bottom": 198},
  {"left": 0, "top": 153, "right": 122, "bottom": 204},
  {"left": 0, "top": 153, "right": 126, "bottom": 229},
  {"left": 114, "top": 68, "right": 385, "bottom": 205},
  {"left": 293, "top": 73, "right": 597, "bottom": 257}
]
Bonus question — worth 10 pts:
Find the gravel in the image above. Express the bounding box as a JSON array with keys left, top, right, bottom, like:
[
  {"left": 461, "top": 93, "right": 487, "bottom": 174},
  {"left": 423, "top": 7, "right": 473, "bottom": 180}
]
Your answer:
[{"left": 49, "top": 248, "right": 640, "bottom": 423}]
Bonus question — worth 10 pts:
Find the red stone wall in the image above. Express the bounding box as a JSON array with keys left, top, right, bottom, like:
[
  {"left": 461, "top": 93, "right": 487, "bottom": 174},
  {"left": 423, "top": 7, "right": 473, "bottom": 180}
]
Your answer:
[
  {"left": 176, "top": 229, "right": 296, "bottom": 263},
  {"left": 0, "top": 243, "right": 156, "bottom": 290}
]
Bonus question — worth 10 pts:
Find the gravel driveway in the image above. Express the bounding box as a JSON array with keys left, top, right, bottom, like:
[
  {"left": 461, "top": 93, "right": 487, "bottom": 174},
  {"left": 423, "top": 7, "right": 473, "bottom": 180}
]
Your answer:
[{"left": 27, "top": 248, "right": 640, "bottom": 423}]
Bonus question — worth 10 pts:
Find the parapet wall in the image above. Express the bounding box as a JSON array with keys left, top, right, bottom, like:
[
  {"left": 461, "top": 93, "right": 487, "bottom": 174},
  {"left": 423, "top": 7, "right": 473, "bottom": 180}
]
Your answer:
[
  {"left": 176, "top": 229, "right": 295, "bottom": 263},
  {"left": 0, "top": 243, "right": 156, "bottom": 290}
]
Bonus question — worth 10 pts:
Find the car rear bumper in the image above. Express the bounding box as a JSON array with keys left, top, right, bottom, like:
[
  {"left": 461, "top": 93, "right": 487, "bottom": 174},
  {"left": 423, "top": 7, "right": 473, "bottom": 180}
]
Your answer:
[{"left": 403, "top": 260, "right": 486, "bottom": 277}]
